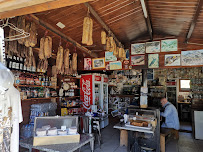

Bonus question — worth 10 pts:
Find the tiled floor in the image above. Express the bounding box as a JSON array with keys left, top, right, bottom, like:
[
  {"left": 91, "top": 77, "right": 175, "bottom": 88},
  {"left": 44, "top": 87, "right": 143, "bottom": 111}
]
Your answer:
[{"left": 79, "top": 119, "right": 203, "bottom": 152}]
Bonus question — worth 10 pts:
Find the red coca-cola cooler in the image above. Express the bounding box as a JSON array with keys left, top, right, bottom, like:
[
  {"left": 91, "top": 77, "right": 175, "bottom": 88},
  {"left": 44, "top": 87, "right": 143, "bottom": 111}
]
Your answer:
[{"left": 80, "top": 74, "right": 109, "bottom": 128}]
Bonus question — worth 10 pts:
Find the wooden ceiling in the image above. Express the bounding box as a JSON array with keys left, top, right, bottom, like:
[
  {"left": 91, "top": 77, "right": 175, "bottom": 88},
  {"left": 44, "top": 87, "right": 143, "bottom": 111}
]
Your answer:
[
  {"left": 11, "top": 0, "right": 203, "bottom": 56},
  {"left": 32, "top": 0, "right": 203, "bottom": 53},
  {"left": 33, "top": 0, "right": 148, "bottom": 52}
]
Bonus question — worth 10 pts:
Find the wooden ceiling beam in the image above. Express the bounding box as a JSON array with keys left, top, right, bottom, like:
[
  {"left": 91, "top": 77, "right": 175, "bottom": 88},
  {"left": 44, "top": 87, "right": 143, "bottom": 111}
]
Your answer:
[
  {"left": 29, "top": 14, "right": 98, "bottom": 58},
  {"left": 140, "top": 0, "right": 153, "bottom": 41},
  {"left": 0, "top": 0, "right": 94, "bottom": 19},
  {"left": 83, "top": 2, "right": 123, "bottom": 47},
  {"left": 185, "top": 0, "right": 203, "bottom": 43}
]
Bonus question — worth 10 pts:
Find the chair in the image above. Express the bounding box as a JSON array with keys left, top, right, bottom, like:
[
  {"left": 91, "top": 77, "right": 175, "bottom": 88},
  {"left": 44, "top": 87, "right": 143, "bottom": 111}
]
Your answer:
[{"left": 92, "top": 120, "right": 102, "bottom": 148}]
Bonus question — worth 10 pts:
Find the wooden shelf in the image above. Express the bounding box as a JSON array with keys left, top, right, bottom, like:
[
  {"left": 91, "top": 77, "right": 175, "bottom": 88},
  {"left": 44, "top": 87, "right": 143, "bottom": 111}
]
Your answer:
[
  {"left": 11, "top": 70, "right": 44, "bottom": 76},
  {"left": 109, "top": 85, "right": 116, "bottom": 87},
  {"left": 68, "top": 88, "right": 80, "bottom": 90},
  {"left": 14, "top": 84, "right": 59, "bottom": 89},
  {"left": 191, "top": 91, "right": 203, "bottom": 93},
  {"left": 21, "top": 97, "right": 59, "bottom": 101},
  {"left": 61, "top": 106, "right": 81, "bottom": 109},
  {"left": 110, "top": 94, "right": 135, "bottom": 97},
  {"left": 63, "top": 96, "right": 80, "bottom": 98}
]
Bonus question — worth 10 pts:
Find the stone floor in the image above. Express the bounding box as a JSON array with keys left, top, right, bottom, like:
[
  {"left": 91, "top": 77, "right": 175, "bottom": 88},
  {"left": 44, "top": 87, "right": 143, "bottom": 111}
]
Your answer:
[
  {"left": 20, "top": 119, "right": 203, "bottom": 152},
  {"left": 79, "top": 119, "right": 203, "bottom": 152}
]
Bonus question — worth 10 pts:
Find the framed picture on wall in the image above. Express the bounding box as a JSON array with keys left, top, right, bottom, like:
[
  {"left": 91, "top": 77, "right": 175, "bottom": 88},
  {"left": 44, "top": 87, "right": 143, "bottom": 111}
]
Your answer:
[
  {"left": 131, "top": 55, "right": 145, "bottom": 65},
  {"left": 181, "top": 50, "right": 203, "bottom": 66},
  {"left": 105, "top": 51, "right": 117, "bottom": 62},
  {"left": 131, "top": 43, "right": 145, "bottom": 55},
  {"left": 92, "top": 58, "right": 105, "bottom": 69},
  {"left": 161, "top": 39, "right": 178, "bottom": 52},
  {"left": 148, "top": 54, "right": 159, "bottom": 68},
  {"left": 146, "top": 41, "right": 160, "bottom": 53},
  {"left": 165, "top": 54, "right": 181, "bottom": 66},
  {"left": 109, "top": 61, "right": 122, "bottom": 70},
  {"left": 84, "top": 58, "right": 92, "bottom": 70}
]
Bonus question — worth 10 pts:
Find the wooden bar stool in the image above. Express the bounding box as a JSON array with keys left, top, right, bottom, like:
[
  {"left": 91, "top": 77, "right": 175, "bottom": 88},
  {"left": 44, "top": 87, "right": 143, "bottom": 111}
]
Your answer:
[{"left": 160, "top": 128, "right": 179, "bottom": 152}]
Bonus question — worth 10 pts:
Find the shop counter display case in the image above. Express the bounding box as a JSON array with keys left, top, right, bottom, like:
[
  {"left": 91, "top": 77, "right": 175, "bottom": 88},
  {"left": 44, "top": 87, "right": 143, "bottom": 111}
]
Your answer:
[{"left": 33, "top": 116, "right": 79, "bottom": 146}]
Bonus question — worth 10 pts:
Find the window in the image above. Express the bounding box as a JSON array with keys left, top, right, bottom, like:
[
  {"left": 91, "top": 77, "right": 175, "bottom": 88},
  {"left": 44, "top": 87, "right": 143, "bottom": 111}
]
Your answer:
[{"left": 180, "top": 79, "right": 190, "bottom": 92}]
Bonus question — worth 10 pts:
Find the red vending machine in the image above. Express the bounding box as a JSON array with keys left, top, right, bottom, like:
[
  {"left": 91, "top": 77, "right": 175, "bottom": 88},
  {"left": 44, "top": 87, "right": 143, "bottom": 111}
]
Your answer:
[
  {"left": 80, "top": 74, "right": 102, "bottom": 111},
  {"left": 80, "top": 74, "right": 109, "bottom": 128}
]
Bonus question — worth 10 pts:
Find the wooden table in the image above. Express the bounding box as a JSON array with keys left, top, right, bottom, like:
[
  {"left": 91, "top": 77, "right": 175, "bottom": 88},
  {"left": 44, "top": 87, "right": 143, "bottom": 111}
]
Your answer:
[{"left": 20, "top": 134, "right": 94, "bottom": 152}]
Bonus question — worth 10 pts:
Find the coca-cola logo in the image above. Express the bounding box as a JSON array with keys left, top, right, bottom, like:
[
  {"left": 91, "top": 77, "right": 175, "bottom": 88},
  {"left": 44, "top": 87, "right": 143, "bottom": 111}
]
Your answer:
[{"left": 82, "top": 79, "right": 91, "bottom": 110}]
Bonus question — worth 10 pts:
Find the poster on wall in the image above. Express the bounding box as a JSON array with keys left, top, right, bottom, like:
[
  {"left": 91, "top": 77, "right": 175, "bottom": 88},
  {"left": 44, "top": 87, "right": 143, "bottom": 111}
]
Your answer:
[
  {"left": 165, "top": 54, "right": 180, "bottom": 66},
  {"left": 125, "top": 49, "right": 130, "bottom": 60},
  {"left": 84, "top": 58, "right": 92, "bottom": 70},
  {"left": 181, "top": 50, "right": 203, "bottom": 66},
  {"left": 148, "top": 54, "right": 159, "bottom": 68},
  {"left": 92, "top": 58, "right": 105, "bottom": 69},
  {"left": 146, "top": 41, "right": 160, "bottom": 53},
  {"left": 131, "top": 43, "right": 145, "bottom": 55},
  {"left": 131, "top": 55, "right": 145, "bottom": 66},
  {"left": 110, "top": 61, "right": 122, "bottom": 70},
  {"left": 105, "top": 51, "right": 117, "bottom": 62},
  {"left": 161, "top": 39, "right": 178, "bottom": 52}
]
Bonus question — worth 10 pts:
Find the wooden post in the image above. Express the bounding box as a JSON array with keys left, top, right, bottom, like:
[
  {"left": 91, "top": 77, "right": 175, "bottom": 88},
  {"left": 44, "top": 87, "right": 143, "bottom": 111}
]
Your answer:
[
  {"left": 120, "top": 130, "right": 128, "bottom": 147},
  {"left": 160, "top": 134, "right": 165, "bottom": 152}
]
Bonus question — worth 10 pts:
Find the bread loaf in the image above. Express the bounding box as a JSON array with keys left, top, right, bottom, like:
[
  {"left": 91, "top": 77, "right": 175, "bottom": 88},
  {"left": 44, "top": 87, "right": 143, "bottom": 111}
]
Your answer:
[
  {"left": 82, "top": 17, "right": 93, "bottom": 45},
  {"left": 114, "top": 46, "right": 119, "bottom": 57},
  {"left": 72, "top": 53, "right": 77, "bottom": 73},
  {"left": 39, "top": 37, "right": 45, "bottom": 59},
  {"left": 25, "top": 22, "right": 31, "bottom": 47},
  {"left": 47, "top": 36, "right": 52, "bottom": 57},
  {"left": 29, "top": 22, "right": 37, "bottom": 47},
  {"left": 87, "top": 17, "right": 93, "bottom": 45},
  {"left": 109, "top": 37, "right": 114, "bottom": 52},
  {"left": 64, "top": 48, "right": 70, "bottom": 74},
  {"left": 56, "top": 46, "right": 64, "bottom": 73},
  {"left": 106, "top": 37, "right": 110, "bottom": 51},
  {"left": 44, "top": 36, "right": 52, "bottom": 58},
  {"left": 17, "top": 16, "right": 26, "bottom": 45},
  {"left": 101, "top": 30, "right": 106, "bottom": 44}
]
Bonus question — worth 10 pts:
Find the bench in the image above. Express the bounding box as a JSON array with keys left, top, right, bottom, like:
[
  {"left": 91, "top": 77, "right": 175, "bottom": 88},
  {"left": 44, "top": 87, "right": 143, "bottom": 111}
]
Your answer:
[{"left": 160, "top": 128, "right": 179, "bottom": 152}]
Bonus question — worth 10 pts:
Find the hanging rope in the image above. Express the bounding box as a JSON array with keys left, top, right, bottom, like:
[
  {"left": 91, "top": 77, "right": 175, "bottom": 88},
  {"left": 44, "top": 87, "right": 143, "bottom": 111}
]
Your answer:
[{"left": 0, "top": 18, "right": 30, "bottom": 41}]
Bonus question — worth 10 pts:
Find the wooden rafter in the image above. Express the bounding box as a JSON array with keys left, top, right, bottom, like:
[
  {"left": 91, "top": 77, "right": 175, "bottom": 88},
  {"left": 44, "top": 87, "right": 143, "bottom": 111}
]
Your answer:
[
  {"left": 185, "top": 0, "right": 203, "bottom": 43},
  {"left": 29, "top": 14, "right": 98, "bottom": 58},
  {"left": 84, "top": 2, "right": 123, "bottom": 47},
  {"left": 0, "top": 0, "right": 94, "bottom": 19},
  {"left": 140, "top": 0, "right": 153, "bottom": 41}
]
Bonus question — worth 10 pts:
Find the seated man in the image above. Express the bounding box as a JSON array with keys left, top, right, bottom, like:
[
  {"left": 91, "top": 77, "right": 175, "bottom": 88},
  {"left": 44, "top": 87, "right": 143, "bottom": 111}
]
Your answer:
[{"left": 160, "top": 98, "right": 180, "bottom": 130}]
